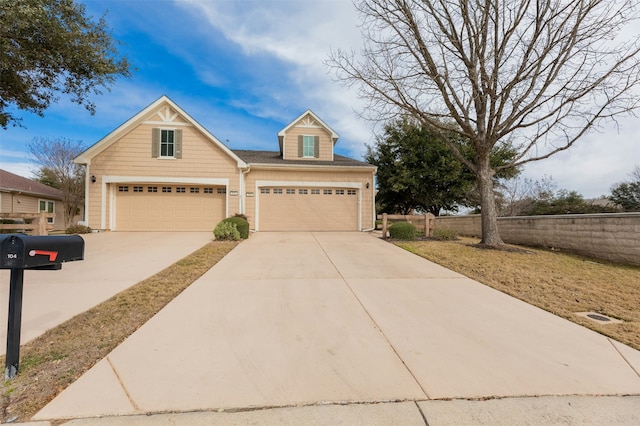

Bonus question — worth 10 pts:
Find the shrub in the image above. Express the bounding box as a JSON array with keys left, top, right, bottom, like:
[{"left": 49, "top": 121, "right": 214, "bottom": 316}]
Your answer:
[
  {"left": 433, "top": 228, "right": 458, "bottom": 240},
  {"left": 66, "top": 224, "right": 92, "bottom": 234},
  {"left": 389, "top": 221, "right": 417, "bottom": 240},
  {"left": 232, "top": 213, "right": 248, "bottom": 221},
  {"left": 222, "top": 216, "right": 249, "bottom": 239},
  {"left": 213, "top": 221, "right": 240, "bottom": 241}
]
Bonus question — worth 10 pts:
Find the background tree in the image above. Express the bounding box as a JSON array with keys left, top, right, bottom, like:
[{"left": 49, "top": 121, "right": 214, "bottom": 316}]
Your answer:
[
  {"left": 29, "top": 137, "right": 86, "bottom": 226},
  {"left": 610, "top": 166, "right": 640, "bottom": 211},
  {"left": 328, "top": 0, "right": 640, "bottom": 246},
  {"left": 0, "top": 0, "right": 131, "bottom": 128},
  {"left": 368, "top": 118, "right": 518, "bottom": 215},
  {"left": 524, "top": 190, "right": 618, "bottom": 215},
  {"left": 498, "top": 175, "right": 558, "bottom": 216},
  {"left": 367, "top": 118, "right": 475, "bottom": 215}
]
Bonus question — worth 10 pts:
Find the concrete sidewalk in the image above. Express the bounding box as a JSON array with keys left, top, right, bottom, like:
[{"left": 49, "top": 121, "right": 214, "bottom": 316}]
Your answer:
[{"left": 30, "top": 232, "right": 640, "bottom": 424}]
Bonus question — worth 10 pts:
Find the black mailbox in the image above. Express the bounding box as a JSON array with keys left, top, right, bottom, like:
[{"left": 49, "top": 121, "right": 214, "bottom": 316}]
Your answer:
[
  {"left": 1, "top": 234, "right": 85, "bottom": 379},
  {"left": 1, "top": 234, "right": 84, "bottom": 270}
]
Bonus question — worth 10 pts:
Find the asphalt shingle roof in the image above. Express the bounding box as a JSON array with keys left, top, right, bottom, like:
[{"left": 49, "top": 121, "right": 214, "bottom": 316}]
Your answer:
[
  {"left": 232, "top": 150, "right": 373, "bottom": 168},
  {"left": 0, "top": 169, "right": 64, "bottom": 199}
]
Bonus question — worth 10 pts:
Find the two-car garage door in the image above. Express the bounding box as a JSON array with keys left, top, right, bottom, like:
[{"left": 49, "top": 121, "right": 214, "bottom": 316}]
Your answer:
[
  {"left": 258, "top": 187, "right": 358, "bottom": 231},
  {"left": 115, "top": 184, "right": 225, "bottom": 231}
]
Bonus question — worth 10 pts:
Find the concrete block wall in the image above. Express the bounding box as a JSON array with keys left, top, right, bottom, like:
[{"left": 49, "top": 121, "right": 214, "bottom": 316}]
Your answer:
[{"left": 435, "top": 213, "right": 640, "bottom": 266}]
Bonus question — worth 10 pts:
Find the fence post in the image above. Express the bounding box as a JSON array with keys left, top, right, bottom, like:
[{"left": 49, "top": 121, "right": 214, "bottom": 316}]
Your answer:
[
  {"left": 37, "top": 212, "right": 47, "bottom": 236},
  {"left": 382, "top": 213, "right": 388, "bottom": 238},
  {"left": 426, "top": 213, "right": 435, "bottom": 237}
]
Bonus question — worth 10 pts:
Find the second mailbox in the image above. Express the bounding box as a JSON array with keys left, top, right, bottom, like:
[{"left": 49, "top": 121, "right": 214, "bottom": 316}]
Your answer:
[{"left": 0, "top": 234, "right": 85, "bottom": 270}]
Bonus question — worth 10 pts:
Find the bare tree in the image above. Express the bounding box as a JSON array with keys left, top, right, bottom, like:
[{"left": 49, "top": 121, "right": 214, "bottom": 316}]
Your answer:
[
  {"left": 29, "top": 138, "right": 86, "bottom": 227},
  {"left": 498, "top": 175, "right": 557, "bottom": 216},
  {"left": 327, "top": 0, "right": 640, "bottom": 246}
]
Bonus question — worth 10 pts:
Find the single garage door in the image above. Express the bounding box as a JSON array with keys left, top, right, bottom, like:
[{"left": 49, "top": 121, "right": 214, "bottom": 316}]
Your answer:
[
  {"left": 259, "top": 187, "right": 358, "bottom": 231},
  {"left": 115, "top": 184, "right": 225, "bottom": 231}
]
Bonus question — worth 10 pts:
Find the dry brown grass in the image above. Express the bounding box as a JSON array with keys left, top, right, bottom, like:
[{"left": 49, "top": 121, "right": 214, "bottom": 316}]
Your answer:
[
  {"left": 1, "top": 240, "right": 238, "bottom": 423},
  {"left": 397, "top": 237, "right": 640, "bottom": 350}
]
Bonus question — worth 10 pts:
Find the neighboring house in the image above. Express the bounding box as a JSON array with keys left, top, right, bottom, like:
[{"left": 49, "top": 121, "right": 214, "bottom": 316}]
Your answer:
[
  {"left": 0, "top": 169, "right": 67, "bottom": 231},
  {"left": 75, "top": 96, "right": 377, "bottom": 232}
]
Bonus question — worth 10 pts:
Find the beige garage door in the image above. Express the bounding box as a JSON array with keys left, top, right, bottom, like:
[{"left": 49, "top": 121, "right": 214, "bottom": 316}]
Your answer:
[
  {"left": 259, "top": 187, "right": 358, "bottom": 231},
  {"left": 115, "top": 184, "right": 225, "bottom": 231}
]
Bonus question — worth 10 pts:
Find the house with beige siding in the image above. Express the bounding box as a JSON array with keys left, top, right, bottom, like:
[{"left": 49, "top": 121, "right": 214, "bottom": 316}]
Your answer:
[
  {"left": 0, "top": 169, "right": 68, "bottom": 231},
  {"left": 75, "top": 96, "right": 376, "bottom": 232}
]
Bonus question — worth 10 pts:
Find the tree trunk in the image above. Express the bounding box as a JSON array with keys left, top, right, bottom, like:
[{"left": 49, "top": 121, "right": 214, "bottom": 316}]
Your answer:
[{"left": 477, "top": 156, "right": 503, "bottom": 246}]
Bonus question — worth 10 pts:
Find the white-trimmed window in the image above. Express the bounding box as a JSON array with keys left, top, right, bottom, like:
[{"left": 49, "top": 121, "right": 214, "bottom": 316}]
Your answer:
[
  {"left": 176, "top": 187, "right": 186, "bottom": 193},
  {"left": 273, "top": 188, "right": 283, "bottom": 194},
  {"left": 152, "top": 128, "right": 182, "bottom": 159},
  {"left": 133, "top": 186, "right": 143, "bottom": 193},
  {"left": 148, "top": 186, "right": 158, "bottom": 192},
  {"left": 336, "top": 189, "right": 345, "bottom": 195},
  {"left": 260, "top": 188, "right": 270, "bottom": 194},
  {"left": 299, "top": 189, "right": 308, "bottom": 194},
  {"left": 347, "top": 189, "right": 357, "bottom": 195},
  {"left": 38, "top": 199, "right": 55, "bottom": 224},
  {"left": 204, "top": 187, "right": 213, "bottom": 194},
  {"left": 161, "top": 130, "right": 174, "bottom": 157},
  {"left": 298, "top": 135, "right": 319, "bottom": 158},
  {"left": 217, "top": 188, "right": 226, "bottom": 194},
  {"left": 190, "top": 187, "right": 199, "bottom": 193},
  {"left": 286, "top": 188, "right": 295, "bottom": 194},
  {"left": 303, "top": 136, "right": 314, "bottom": 157},
  {"left": 323, "top": 189, "right": 332, "bottom": 195},
  {"left": 162, "top": 186, "right": 172, "bottom": 193},
  {"left": 311, "top": 189, "right": 320, "bottom": 195},
  {"left": 118, "top": 185, "right": 129, "bottom": 192}
]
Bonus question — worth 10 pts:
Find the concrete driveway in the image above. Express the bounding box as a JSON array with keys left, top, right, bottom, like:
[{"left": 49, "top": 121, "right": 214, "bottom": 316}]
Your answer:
[
  {"left": 30, "top": 232, "right": 640, "bottom": 424},
  {"left": 0, "top": 232, "right": 213, "bottom": 354}
]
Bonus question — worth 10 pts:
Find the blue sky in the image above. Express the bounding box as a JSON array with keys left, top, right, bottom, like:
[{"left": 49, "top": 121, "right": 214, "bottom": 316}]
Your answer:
[{"left": 1, "top": 0, "right": 639, "bottom": 198}]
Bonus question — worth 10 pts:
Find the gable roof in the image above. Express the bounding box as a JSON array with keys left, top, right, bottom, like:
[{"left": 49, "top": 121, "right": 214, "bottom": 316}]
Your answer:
[
  {"left": 0, "top": 169, "right": 64, "bottom": 199},
  {"left": 277, "top": 110, "right": 339, "bottom": 153},
  {"left": 74, "top": 95, "right": 247, "bottom": 167}
]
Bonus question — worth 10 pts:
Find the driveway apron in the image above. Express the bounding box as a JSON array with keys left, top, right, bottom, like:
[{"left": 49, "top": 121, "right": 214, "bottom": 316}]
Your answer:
[{"left": 35, "top": 232, "right": 640, "bottom": 421}]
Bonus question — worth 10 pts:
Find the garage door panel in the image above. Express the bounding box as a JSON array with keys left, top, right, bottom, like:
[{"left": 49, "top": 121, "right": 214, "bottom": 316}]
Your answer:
[
  {"left": 116, "top": 186, "right": 225, "bottom": 231},
  {"left": 259, "top": 188, "right": 358, "bottom": 231}
]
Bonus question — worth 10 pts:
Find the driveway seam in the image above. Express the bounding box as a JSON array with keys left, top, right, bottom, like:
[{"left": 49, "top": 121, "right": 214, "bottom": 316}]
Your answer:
[
  {"left": 106, "top": 356, "right": 141, "bottom": 412},
  {"left": 311, "top": 232, "right": 432, "bottom": 400},
  {"left": 608, "top": 338, "right": 640, "bottom": 379}
]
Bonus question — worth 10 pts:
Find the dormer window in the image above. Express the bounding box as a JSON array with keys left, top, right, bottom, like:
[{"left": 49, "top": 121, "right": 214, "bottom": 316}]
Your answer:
[{"left": 299, "top": 135, "right": 319, "bottom": 158}]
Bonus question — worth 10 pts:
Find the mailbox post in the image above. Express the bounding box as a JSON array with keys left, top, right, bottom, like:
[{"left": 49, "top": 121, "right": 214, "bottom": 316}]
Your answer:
[{"left": 1, "top": 234, "right": 84, "bottom": 379}]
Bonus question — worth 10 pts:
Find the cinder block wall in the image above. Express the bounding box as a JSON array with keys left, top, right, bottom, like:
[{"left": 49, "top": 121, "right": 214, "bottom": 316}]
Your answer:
[{"left": 436, "top": 213, "right": 640, "bottom": 266}]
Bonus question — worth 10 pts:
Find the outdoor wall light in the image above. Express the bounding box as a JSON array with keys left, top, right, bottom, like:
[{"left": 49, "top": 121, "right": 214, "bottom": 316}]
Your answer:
[
  {"left": 366, "top": 182, "right": 370, "bottom": 189},
  {"left": 91, "top": 175, "right": 96, "bottom": 183}
]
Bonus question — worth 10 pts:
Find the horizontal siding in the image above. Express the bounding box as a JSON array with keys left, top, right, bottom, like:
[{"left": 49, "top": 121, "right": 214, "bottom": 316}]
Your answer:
[
  {"left": 284, "top": 126, "right": 333, "bottom": 161},
  {"left": 87, "top": 123, "right": 241, "bottom": 229}
]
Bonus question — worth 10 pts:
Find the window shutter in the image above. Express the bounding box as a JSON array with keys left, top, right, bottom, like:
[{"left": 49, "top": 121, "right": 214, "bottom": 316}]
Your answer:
[
  {"left": 175, "top": 129, "right": 182, "bottom": 159},
  {"left": 298, "top": 135, "right": 303, "bottom": 157},
  {"left": 152, "top": 128, "right": 160, "bottom": 158},
  {"left": 314, "top": 136, "right": 320, "bottom": 158}
]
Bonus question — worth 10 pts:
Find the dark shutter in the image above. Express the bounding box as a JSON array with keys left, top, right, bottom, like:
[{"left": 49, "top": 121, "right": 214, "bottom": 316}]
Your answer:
[
  {"left": 175, "top": 129, "right": 183, "bottom": 159},
  {"left": 298, "top": 135, "right": 303, "bottom": 157},
  {"left": 152, "top": 128, "right": 160, "bottom": 158},
  {"left": 314, "top": 136, "right": 320, "bottom": 158}
]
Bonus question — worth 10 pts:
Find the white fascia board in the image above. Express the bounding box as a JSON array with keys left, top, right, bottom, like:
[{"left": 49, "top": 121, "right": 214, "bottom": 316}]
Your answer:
[
  {"left": 103, "top": 176, "right": 229, "bottom": 185},
  {"left": 248, "top": 163, "right": 376, "bottom": 173},
  {"left": 74, "top": 95, "right": 247, "bottom": 169}
]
